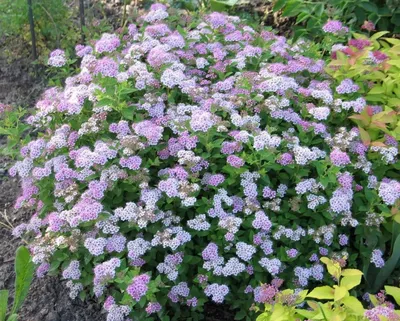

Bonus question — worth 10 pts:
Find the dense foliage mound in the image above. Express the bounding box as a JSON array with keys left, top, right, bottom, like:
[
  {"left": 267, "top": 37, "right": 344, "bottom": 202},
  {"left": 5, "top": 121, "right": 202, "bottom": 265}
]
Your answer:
[{"left": 9, "top": 4, "right": 400, "bottom": 321}]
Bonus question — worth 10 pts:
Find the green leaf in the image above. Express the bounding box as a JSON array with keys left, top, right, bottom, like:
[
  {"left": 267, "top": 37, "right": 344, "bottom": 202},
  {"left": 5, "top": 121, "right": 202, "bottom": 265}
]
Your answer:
[
  {"left": 296, "top": 12, "right": 310, "bottom": 24},
  {"left": 11, "top": 246, "right": 34, "bottom": 314},
  {"left": 391, "top": 222, "right": 400, "bottom": 252},
  {"left": 121, "top": 106, "right": 135, "bottom": 121},
  {"left": 6, "top": 315, "right": 17, "bottom": 321},
  {"left": 358, "top": 2, "right": 378, "bottom": 13},
  {"left": 210, "top": 0, "right": 239, "bottom": 11},
  {"left": 282, "top": 1, "right": 302, "bottom": 17},
  {"left": 119, "top": 88, "right": 136, "bottom": 95},
  {"left": 314, "top": 3, "right": 324, "bottom": 17},
  {"left": 235, "top": 310, "right": 246, "bottom": 320},
  {"left": 273, "top": 0, "right": 287, "bottom": 12},
  {"left": 0, "top": 290, "right": 9, "bottom": 321},
  {"left": 372, "top": 234, "right": 400, "bottom": 292},
  {"left": 385, "top": 286, "right": 400, "bottom": 305}
]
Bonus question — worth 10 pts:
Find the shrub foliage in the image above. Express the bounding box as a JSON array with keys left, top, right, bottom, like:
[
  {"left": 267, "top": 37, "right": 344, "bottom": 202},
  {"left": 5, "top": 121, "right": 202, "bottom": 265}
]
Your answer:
[{"left": 8, "top": 4, "right": 400, "bottom": 321}]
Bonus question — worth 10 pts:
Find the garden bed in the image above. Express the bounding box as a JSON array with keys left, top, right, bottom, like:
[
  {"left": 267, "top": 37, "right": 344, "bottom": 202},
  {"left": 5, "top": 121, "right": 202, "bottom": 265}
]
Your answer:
[{"left": 1, "top": 1, "right": 400, "bottom": 321}]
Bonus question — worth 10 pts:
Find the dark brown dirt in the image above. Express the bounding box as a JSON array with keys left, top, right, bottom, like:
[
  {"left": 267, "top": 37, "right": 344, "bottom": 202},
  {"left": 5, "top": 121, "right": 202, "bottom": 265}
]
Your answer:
[{"left": 0, "top": 57, "right": 45, "bottom": 107}]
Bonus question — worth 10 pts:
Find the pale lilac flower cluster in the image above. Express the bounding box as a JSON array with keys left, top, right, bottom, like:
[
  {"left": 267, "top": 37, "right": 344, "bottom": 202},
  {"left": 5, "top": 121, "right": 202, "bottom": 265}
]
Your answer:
[
  {"left": 371, "top": 249, "right": 385, "bottom": 268},
  {"left": 62, "top": 260, "right": 81, "bottom": 280},
  {"left": 204, "top": 283, "right": 229, "bottom": 303},
  {"left": 127, "top": 274, "right": 151, "bottom": 301},
  {"left": 48, "top": 49, "right": 67, "bottom": 67},
  {"left": 322, "top": 20, "right": 349, "bottom": 34},
  {"left": 336, "top": 78, "right": 359, "bottom": 94}
]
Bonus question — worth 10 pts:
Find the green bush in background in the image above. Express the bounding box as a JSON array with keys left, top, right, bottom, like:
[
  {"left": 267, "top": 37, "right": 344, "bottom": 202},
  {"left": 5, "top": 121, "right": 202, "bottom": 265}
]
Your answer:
[{"left": 273, "top": 0, "right": 400, "bottom": 40}]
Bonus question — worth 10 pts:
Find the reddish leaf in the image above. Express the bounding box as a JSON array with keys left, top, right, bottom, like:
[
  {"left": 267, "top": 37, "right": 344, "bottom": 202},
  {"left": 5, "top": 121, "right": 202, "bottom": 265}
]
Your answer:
[
  {"left": 370, "top": 141, "right": 387, "bottom": 147},
  {"left": 370, "top": 120, "right": 388, "bottom": 130}
]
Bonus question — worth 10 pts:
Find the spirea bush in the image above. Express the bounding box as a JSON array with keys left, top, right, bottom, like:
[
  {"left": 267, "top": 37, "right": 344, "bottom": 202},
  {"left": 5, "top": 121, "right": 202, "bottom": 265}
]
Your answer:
[{"left": 9, "top": 4, "right": 400, "bottom": 321}]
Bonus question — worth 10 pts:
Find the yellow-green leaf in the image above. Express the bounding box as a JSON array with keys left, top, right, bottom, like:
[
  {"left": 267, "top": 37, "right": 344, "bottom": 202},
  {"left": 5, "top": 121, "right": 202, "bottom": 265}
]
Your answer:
[
  {"left": 334, "top": 286, "right": 349, "bottom": 302},
  {"left": 307, "top": 286, "right": 335, "bottom": 300},
  {"left": 295, "top": 290, "right": 308, "bottom": 304},
  {"left": 369, "top": 294, "right": 379, "bottom": 306},
  {"left": 342, "top": 296, "right": 365, "bottom": 315},
  {"left": 353, "top": 32, "right": 368, "bottom": 40},
  {"left": 371, "top": 31, "right": 390, "bottom": 41},
  {"left": 384, "top": 38, "right": 400, "bottom": 45},
  {"left": 331, "top": 314, "right": 345, "bottom": 321},
  {"left": 385, "top": 286, "right": 400, "bottom": 305},
  {"left": 387, "top": 98, "right": 400, "bottom": 107},
  {"left": 358, "top": 127, "right": 371, "bottom": 146},
  {"left": 320, "top": 257, "right": 341, "bottom": 279},
  {"left": 341, "top": 275, "right": 362, "bottom": 290},
  {"left": 296, "top": 309, "right": 318, "bottom": 319},
  {"left": 256, "top": 313, "right": 270, "bottom": 321},
  {"left": 307, "top": 300, "right": 320, "bottom": 311},
  {"left": 389, "top": 60, "right": 400, "bottom": 68},
  {"left": 368, "top": 86, "right": 385, "bottom": 95},
  {"left": 269, "top": 303, "right": 287, "bottom": 321},
  {"left": 341, "top": 269, "right": 363, "bottom": 276},
  {"left": 366, "top": 94, "right": 385, "bottom": 102}
]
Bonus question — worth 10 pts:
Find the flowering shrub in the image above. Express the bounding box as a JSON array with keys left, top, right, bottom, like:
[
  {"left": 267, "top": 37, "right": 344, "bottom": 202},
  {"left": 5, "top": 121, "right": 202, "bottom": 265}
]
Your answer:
[{"left": 9, "top": 4, "right": 400, "bottom": 320}]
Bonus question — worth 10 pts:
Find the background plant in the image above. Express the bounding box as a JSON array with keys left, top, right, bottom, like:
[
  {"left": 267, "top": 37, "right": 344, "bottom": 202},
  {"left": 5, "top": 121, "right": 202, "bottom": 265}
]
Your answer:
[
  {"left": 0, "top": 0, "right": 79, "bottom": 57},
  {"left": 0, "top": 0, "right": 114, "bottom": 60},
  {"left": 0, "top": 104, "right": 31, "bottom": 159},
  {"left": 273, "top": 0, "right": 400, "bottom": 40}
]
